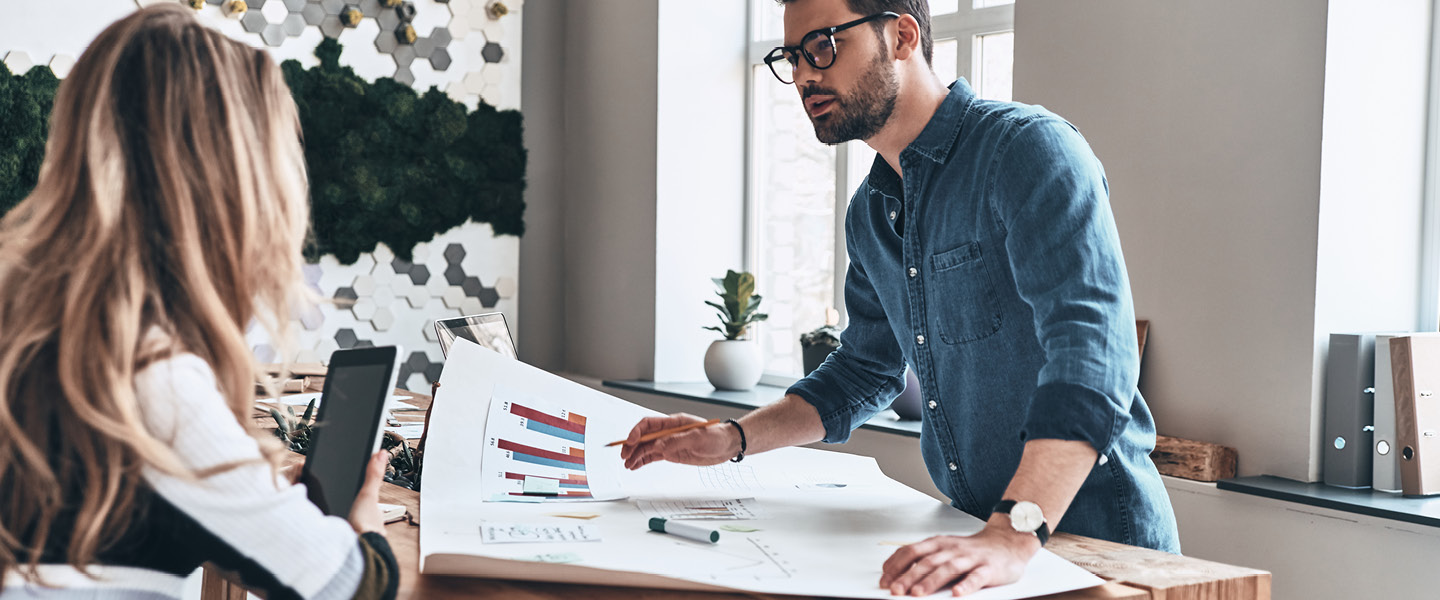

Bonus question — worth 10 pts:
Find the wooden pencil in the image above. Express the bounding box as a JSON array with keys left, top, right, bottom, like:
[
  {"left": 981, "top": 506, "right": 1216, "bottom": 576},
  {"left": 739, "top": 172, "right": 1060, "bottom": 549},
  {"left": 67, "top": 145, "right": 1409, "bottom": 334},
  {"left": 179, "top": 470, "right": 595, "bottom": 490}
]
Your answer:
[{"left": 604, "top": 418, "right": 723, "bottom": 447}]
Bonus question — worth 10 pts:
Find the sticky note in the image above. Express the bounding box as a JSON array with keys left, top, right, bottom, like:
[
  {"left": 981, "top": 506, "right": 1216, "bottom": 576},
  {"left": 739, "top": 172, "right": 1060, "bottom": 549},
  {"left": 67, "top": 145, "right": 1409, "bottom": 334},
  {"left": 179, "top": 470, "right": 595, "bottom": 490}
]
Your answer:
[
  {"left": 720, "top": 525, "right": 762, "bottom": 533},
  {"left": 549, "top": 512, "right": 601, "bottom": 520},
  {"left": 522, "top": 476, "right": 560, "bottom": 495}
]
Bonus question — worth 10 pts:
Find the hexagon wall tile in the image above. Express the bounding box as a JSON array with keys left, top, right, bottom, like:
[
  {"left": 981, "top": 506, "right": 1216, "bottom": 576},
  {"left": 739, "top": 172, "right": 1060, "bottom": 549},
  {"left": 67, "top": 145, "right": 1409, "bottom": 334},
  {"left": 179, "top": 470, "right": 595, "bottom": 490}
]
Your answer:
[
  {"left": 351, "top": 297, "right": 377, "bottom": 320},
  {"left": 47, "top": 54, "right": 76, "bottom": 78},
  {"left": 441, "top": 286, "right": 466, "bottom": 309},
  {"left": 352, "top": 274, "right": 376, "bottom": 296},
  {"left": 370, "top": 263, "right": 399, "bottom": 286},
  {"left": 408, "top": 264, "right": 431, "bottom": 285},
  {"left": 261, "top": 0, "right": 289, "bottom": 22},
  {"left": 302, "top": 2, "right": 326, "bottom": 25},
  {"left": 372, "top": 286, "right": 396, "bottom": 308},
  {"left": 494, "top": 276, "right": 516, "bottom": 298},
  {"left": 411, "top": 242, "right": 432, "bottom": 263},
  {"left": 403, "top": 285, "right": 430, "bottom": 308},
  {"left": 371, "top": 307, "right": 395, "bottom": 331},
  {"left": 4, "top": 51, "right": 34, "bottom": 74}
]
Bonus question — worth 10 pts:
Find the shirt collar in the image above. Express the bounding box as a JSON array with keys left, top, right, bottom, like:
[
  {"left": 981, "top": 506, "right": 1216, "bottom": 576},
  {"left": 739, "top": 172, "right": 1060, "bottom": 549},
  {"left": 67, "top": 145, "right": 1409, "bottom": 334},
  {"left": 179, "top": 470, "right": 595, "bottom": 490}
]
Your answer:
[
  {"left": 864, "top": 78, "right": 975, "bottom": 197},
  {"left": 904, "top": 77, "right": 975, "bottom": 165}
]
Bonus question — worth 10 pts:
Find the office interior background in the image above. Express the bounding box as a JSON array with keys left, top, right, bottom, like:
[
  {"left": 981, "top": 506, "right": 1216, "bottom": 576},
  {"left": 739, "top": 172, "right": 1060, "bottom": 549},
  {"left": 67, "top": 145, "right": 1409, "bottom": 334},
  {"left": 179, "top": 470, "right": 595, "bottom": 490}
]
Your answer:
[{"left": 1, "top": 0, "right": 1437, "bottom": 597}]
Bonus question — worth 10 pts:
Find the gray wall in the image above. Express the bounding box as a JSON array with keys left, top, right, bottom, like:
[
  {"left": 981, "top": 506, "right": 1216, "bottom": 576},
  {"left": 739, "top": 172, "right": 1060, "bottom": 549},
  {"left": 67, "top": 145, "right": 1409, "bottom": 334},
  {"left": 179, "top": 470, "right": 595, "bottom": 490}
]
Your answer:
[
  {"left": 1014, "top": 0, "right": 1330, "bottom": 480},
  {"left": 1014, "top": 0, "right": 1432, "bottom": 482},
  {"left": 554, "top": 0, "right": 662, "bottom": 379},
  {"left": 519, "top": 0, "right": 567, "bottom": 372}
]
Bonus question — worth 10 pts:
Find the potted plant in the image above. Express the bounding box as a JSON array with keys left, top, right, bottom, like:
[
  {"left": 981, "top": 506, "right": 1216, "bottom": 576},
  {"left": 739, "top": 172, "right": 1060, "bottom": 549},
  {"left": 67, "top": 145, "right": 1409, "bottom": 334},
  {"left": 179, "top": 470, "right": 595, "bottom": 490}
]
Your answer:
[
  {"left": 702, "top": 270, "right": 768, "bottom": 390},
  {"left": 799, "top": 308, "right": 842, "bottom": 376}
]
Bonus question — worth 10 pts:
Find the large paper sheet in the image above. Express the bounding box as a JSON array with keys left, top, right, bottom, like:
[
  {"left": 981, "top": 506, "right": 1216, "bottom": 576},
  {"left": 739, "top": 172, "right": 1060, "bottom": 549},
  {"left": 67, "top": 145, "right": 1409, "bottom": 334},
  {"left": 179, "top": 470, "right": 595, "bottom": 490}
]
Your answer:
[{"left": 420, "top": 340, "right": 1104, "bottom": 599}]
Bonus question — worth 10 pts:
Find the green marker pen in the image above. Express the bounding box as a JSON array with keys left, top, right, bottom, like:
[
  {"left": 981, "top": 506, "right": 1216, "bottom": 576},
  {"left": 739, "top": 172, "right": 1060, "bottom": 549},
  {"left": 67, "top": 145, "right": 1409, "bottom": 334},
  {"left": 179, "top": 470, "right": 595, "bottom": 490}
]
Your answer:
[{"left": 648, "top": 518, "right": 719, "bottom": 543}]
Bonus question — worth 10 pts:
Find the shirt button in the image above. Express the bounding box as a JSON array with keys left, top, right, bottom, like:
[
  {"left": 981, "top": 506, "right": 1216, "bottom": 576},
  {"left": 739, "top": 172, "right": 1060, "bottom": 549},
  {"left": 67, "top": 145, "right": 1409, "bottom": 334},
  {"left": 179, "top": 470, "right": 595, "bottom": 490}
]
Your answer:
[
  {"left": 948, "top": 462, "right": 958, "bottom": 471},
  {"left": 927, "top": 400, "right": 937, "bottom": 410},
  {"left": 916, "top": 335, "right": 926, "bottom": 345},
  {"left": 890, "top": 210, "right": 897, "bottom": 220},
  {"left": 908, "top": 267, "right": 917, "bottom": 278}
]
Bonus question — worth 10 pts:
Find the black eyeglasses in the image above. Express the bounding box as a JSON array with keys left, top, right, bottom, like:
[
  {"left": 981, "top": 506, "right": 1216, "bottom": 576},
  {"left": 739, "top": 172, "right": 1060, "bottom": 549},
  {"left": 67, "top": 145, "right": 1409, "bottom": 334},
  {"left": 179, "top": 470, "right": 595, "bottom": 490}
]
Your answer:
[{"left": 764, "top": 12, "right": 900, "bottom": 85}]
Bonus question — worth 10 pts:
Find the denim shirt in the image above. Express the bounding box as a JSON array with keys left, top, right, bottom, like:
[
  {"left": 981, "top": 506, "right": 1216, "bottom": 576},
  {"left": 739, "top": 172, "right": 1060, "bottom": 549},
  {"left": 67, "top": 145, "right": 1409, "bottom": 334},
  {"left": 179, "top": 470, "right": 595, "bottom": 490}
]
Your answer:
[{"left": 788, "top": 79, "right": 1179, "bottom": 552}]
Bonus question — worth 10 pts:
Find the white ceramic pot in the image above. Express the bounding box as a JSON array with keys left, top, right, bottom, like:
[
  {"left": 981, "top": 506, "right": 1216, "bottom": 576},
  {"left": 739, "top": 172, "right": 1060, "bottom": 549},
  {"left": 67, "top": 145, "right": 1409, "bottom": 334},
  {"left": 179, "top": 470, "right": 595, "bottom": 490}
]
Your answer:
[{"left": 704, "top": 340, "right": 762, "bottom": 391}]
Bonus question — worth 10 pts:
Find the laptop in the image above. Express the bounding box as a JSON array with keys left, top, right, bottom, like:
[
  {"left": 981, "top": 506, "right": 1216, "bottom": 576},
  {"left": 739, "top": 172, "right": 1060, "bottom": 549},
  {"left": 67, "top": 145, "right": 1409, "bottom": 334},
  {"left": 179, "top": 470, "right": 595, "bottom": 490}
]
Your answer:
[{"left": 434, "top": 312, "right": 517, "bottom": 359}]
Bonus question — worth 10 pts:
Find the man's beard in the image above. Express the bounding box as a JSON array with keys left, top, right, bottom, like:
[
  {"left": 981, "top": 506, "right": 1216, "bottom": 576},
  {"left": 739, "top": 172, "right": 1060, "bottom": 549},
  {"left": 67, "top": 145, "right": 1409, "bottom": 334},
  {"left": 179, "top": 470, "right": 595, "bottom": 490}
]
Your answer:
[{"left": 805, "top": 51, "right": 899, "bottom": 145}]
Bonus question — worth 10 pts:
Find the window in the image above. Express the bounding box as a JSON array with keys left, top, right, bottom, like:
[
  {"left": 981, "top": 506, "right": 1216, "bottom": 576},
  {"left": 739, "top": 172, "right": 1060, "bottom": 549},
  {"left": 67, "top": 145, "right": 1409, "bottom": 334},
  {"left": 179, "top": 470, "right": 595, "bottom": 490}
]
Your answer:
[{"left": 745, "top": 0, "right": 1015, "bottom": 381}]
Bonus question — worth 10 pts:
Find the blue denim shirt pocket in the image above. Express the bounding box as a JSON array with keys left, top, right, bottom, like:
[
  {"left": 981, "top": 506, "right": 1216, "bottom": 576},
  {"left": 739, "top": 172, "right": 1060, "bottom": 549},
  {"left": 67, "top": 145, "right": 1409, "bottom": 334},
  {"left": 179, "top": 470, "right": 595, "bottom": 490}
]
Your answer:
[{"left": 929, "top": 241, "right": 1002, "bottom": 344}]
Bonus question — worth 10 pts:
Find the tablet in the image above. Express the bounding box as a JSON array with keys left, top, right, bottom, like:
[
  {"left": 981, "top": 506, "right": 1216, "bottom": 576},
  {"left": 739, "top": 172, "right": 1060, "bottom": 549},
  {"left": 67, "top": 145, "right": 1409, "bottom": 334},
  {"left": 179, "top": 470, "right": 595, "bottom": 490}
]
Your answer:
[
  {"left": 300, "top": 345, "right": 403, "bottom": 519},
  {"left": 434, "top": 312, "right": 517, "bottom": 359}
]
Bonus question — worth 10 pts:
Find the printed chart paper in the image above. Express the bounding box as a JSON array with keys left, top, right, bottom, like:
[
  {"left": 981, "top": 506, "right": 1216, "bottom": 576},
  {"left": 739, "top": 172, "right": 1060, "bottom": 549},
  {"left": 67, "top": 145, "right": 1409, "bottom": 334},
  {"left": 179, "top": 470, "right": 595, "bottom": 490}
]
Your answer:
[
  {"left": 481, "top": 523, "right": 602, "bottom": 544},
  {"left": 420, "top": 340, "right": 1105, "bottom": 600},
  {"left": 480, "top": 384, "right": 612, "bottom": 501}
]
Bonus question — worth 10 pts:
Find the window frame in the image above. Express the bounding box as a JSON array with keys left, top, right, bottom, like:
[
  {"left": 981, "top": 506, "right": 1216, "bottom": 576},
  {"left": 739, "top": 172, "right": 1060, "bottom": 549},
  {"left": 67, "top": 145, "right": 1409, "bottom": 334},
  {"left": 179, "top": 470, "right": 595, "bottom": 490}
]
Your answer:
[
  {"left": 1421, "top": 0, "right": 1440, "bottom": 331},
  {"left": 744, "top": 1, "right": 1015, "bottom": 386}
]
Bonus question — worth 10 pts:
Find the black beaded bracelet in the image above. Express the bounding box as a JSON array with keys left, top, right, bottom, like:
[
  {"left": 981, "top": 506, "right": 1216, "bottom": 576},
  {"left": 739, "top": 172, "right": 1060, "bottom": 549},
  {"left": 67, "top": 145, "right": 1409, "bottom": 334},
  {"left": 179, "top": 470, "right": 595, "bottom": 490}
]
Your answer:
[{"left": 725, "top": 418, "right": 747, "bottom": 463}]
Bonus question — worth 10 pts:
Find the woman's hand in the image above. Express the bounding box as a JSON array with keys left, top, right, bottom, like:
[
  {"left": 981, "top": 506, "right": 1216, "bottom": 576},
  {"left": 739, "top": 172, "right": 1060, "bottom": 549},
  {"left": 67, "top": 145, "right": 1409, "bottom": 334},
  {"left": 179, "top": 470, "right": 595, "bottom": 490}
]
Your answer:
[{"left": 348, "top": 450, "right": 390, "bottom": 535}]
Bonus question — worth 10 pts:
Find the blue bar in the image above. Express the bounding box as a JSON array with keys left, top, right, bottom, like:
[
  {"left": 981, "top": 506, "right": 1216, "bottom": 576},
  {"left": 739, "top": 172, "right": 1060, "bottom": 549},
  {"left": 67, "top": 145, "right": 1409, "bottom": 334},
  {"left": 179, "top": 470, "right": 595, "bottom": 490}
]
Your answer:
[
  {"left": 526, "top": 420, "right": 585, "bottom": 443},
  {"left": 560, "top": 482, "right": 588, "bottom": 489},
  {"left": 512, "top": 452, "right": 584, "bottom": 471}
]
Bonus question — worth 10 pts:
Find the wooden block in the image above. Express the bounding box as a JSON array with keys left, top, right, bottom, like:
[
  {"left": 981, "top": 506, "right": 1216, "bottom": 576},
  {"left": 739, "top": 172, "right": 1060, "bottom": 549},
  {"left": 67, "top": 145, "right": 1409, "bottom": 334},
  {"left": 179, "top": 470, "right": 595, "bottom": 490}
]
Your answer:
[
  {"left": 1049, "top": 533, "right": 1271, "bottom": 600},
  {"left": 1152, "top": 435, "right": 1238, "bottom": 482}
]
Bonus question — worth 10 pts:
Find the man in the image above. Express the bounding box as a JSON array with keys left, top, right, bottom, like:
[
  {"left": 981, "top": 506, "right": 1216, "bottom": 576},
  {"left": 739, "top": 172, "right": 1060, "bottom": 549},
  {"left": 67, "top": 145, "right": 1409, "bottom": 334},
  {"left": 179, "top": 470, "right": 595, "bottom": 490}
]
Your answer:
[{"left": 620, "top": 0, "right": 1180, "bottom": 595}]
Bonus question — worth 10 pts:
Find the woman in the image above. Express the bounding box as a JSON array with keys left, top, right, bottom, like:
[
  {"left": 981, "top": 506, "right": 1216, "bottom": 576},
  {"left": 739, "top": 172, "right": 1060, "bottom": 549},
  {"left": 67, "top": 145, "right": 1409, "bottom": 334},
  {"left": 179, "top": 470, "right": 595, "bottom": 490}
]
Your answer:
[{"left": 0, "top": 5, "right": 397, "bottom": 599}]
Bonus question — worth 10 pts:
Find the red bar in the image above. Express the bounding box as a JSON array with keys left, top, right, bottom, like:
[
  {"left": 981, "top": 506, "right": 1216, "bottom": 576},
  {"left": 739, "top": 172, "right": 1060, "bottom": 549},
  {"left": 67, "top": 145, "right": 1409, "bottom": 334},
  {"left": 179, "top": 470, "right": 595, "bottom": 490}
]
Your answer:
[
  {"left": 568, "top": 413, "right": 587, "bottom": 426},
  {"left": 498, "top": 439, "right": 584, "bottom": 465},
  {"left": 511, "top": 403, "right": 585, "bottom": 434},
  {"left": 503, "top": 472, "right": 588, "bottom": 486}
]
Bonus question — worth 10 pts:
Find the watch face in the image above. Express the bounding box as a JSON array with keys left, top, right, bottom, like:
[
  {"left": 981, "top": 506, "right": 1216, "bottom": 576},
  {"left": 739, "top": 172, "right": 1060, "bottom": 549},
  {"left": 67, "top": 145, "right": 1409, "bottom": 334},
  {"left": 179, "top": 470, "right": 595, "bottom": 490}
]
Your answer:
[{"left": 1010, "top": 501, "right": 1045, "bottom": 533}]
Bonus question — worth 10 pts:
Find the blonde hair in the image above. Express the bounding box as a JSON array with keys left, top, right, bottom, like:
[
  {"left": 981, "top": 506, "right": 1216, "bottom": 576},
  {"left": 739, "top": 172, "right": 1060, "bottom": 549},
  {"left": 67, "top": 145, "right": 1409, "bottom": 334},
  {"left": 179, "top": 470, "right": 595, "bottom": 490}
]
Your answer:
[{"left": 0, "top": 4, "right": 311, "bottom": 577}]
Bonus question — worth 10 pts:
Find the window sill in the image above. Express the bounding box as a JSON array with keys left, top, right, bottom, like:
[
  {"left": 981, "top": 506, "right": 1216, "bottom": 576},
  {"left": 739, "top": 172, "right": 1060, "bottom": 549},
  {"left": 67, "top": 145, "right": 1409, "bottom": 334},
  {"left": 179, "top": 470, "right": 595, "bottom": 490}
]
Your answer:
[
  {"left": 601, "top": 380, "right": 922, "bottom": 438},
  {"left": 1217, "top": 475, "right": 1440, "bottom": 529}
]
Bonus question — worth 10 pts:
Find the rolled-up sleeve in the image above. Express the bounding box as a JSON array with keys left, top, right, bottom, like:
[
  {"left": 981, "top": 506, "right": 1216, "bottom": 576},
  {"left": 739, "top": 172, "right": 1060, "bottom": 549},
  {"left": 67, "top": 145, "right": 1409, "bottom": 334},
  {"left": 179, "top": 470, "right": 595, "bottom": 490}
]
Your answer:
[
  {"left": 787, "top": 200, "right": 906, "bottom": 444},
  {"left": 993, "top": 117, "right": 1139, "bottom": 457}
]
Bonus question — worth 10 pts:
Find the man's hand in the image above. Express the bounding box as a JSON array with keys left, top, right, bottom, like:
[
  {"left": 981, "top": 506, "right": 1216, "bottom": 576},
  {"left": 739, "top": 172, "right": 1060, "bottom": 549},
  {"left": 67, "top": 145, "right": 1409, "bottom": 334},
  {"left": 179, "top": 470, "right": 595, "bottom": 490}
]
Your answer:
[
  {"left": 619, "top": 413, "right": 739, "bottom": 470},
  {"left": 879, "top": 519, "right": 1040, "bottom": 597}
]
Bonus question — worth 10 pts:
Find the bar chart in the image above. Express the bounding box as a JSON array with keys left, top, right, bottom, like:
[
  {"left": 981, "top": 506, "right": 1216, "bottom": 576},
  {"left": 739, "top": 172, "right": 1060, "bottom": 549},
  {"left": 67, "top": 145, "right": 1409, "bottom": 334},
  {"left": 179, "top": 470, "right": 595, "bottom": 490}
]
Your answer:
[{"left": 483, "top": 395, "right": 597, "bottom": 501}]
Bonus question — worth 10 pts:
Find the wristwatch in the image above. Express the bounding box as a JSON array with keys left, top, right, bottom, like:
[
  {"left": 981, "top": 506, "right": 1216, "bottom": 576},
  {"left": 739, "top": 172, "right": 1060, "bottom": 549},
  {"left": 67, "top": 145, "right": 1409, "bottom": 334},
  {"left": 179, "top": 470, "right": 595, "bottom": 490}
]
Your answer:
[{"left": 992, "top": 499, "right": 1050, "bottom": 546}]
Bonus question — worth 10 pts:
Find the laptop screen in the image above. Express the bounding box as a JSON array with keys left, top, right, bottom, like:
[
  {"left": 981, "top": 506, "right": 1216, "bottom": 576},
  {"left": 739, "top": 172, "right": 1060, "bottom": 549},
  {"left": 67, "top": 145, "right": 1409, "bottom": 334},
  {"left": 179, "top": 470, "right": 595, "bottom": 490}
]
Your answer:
[{"left": 435, "top": 313, "right": 517, "bottom": 359}]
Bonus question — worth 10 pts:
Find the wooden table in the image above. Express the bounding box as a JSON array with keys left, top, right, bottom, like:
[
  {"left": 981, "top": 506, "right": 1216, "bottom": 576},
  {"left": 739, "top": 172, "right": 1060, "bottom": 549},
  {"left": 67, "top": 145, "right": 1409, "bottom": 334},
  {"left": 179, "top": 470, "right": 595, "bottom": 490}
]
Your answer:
[{"left": 206, "top": 390, "right": 1269, "bottom": 600}]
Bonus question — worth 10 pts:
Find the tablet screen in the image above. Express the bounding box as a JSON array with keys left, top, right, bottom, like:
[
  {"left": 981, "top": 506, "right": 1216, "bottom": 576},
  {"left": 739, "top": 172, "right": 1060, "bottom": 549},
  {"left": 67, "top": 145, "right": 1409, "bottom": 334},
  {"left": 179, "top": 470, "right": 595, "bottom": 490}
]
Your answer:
[
  {"left": 302, "top": 347, "right": 400, "bottom": 518},
  {"left": 436, "top": 313, "right": 516, "bottom": 359}
]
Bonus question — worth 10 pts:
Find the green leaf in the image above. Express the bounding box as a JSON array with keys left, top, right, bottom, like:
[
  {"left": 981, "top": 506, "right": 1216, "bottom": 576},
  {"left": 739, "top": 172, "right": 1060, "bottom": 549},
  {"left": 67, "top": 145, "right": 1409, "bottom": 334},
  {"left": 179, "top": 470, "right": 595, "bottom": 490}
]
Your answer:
[
  {"left": 704, "top": 299, "right": 732, "bottom": 321},
  {"left": 301, "top": 398, "right": 317, "bottom": 424}
]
